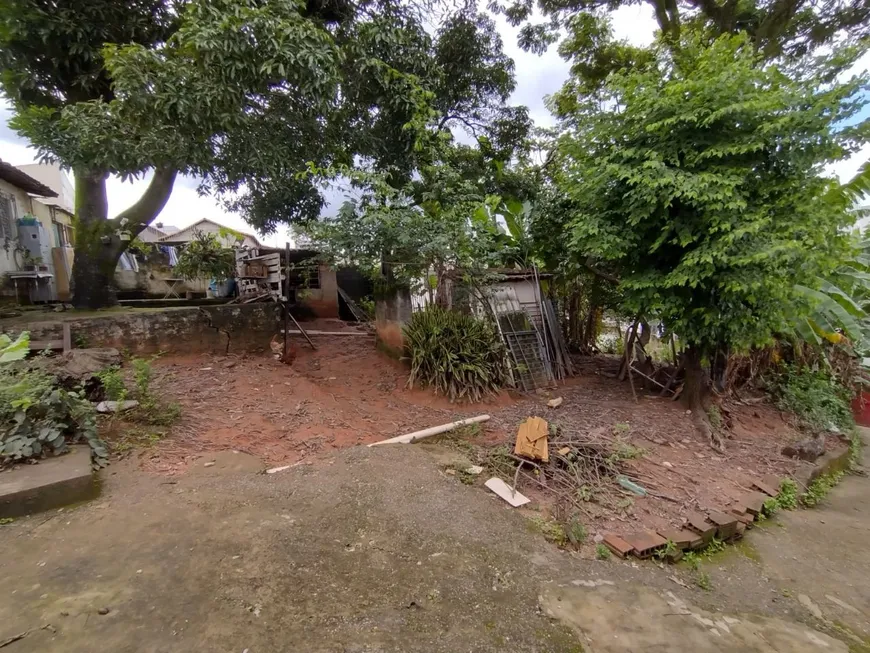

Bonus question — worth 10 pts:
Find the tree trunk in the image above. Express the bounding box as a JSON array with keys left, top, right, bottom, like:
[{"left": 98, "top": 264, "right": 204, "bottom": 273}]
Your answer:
[
  {"left": 71, "top": 171, "right": 118, "bottom": 309},
  {"left": 71, "top": 167, "right": 177, "bottom": 309},
  {"left": 683, "top": 345, "right": 724, "bottom": 452}
]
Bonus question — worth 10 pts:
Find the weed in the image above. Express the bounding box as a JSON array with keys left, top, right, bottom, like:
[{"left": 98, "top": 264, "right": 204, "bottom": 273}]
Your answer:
[
  {"left": 683, "top": 552, "right": 701, "bottom": 570},
  {"left": 606, "top": 440, "right": 644, "bottom": 466},
  {"left": 777, "top": 478, "right": 799, "bottom": 510},
  {"left": 566, "top": 516, "right": 587, "bottom": 545},
  {"left": 848, "top": 429, "right": 863, "bottom": 470},
  {"left": 612, "top": 422, "right": 630, "bottom": 435},
  {"left": 696, "top": 571, "right": 712, "bottom": 591},
  {"left": 707, "top": 405, "right": 723, "bottom": 429},
  {"left": 801, "top": 471, "right": 844, "bottom": 507},
  {"left": 456, "top": 469, "right": 476, "bottom": 485},
  {"left": 97, "top": 366, "right": 127, "bottom": 402},
  {"left": 111, "top": 428, "right": 165, "bottom": 454},
  {"left": 596, "top": 544, "right": 611, "bottom": 560},
  {"left": 528, "top": 515, "right": 568, "bottom": 547},
  {"left": 705, "top": 537, "right": 726, "bottom": 556},
  {"left": 486, "top": 444, "right": 516, "bottom": 478},
  {"left": 73, "top": 333, "right": 89, "bottom": 349},
  {"left": 136, "top": 400, "right": 181, "bottom": 427},
  {"left": 762, "top": 497, "right": 779, "bottom": 518},
  {"left": 0, "top": 517, "right": 13, "bottom": 526},
  {"left": 768, "top": 365, "right": 853, "bottom": 433},
  {"left": 131, "top": 357, "right": 153, "bottom": 399},
  {"left": 655, "top": 539, "right": 679, "bottom": 561}
]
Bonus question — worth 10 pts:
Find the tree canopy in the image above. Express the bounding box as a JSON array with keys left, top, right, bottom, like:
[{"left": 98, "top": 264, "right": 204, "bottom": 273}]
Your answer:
[
  {"left": 0, "top": 0, "right": 528, "bottom": 306},
  {"left": 541, "top": 30, "right": 867, "bottom": 430}
]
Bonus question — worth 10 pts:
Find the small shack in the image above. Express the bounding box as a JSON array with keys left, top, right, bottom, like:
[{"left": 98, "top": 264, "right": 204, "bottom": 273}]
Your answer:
[{"left": 235, "top": 247, "right": 339, "bottom": 318}]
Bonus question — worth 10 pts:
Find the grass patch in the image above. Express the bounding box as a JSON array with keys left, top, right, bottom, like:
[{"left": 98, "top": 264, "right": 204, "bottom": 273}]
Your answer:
[
  {"left": 696, "top": 571, "right": 712, "bottom": 591},
  {"left": 527, "top": 515, "right": 568, "bottom": 547},
  {"left": 595, "top": 544, "right": 611, "bottom": 560},
  {"left": 801, "top": 471, "right": 845, "bottom": 507}
]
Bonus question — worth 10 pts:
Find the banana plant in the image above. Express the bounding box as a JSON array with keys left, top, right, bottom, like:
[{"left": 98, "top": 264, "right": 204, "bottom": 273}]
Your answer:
[{"left": 792, "top": 162, "right": 870, "bottom": 350}]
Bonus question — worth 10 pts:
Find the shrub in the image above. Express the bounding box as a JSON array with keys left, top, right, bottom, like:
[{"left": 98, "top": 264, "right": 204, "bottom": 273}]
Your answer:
[
  {"left": 0, "top": 333, "right": 108, "bottom": 468},
  {"left": 404, "top": 307, "right": 508, "bottom": 402},
  {"left": 768, "top": 365, "right": 853, "bottom": 433}
]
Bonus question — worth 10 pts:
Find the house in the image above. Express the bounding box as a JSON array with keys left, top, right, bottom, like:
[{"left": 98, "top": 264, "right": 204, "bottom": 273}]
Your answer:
[
  {"left": 158, "top": 218, "right": 262, "bottom": 249},
  {"left": 0, "top": 159, "right": 61, "bottom": 301}
]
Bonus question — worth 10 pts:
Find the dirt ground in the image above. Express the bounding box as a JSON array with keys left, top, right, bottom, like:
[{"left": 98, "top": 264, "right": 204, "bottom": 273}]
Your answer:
[
  {"left": 0, "top": 431, "right": 867, "bottom": 652},
  {"left": 129, "top": 324, "right": 819, "bottom": 541}
]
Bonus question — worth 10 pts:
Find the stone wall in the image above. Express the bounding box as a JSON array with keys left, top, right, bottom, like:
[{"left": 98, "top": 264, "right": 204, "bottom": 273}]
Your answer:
[{"left": 5, "top": 304, "right": 279, "bottom": 355}]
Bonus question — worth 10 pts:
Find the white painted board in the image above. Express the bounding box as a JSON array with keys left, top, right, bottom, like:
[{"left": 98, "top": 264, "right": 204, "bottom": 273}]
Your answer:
[{"left": 485, "top": 477, "right": 530, "bottom": 507}]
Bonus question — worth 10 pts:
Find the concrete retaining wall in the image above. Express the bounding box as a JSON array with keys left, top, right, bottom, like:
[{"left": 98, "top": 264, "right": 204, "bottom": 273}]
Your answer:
[
  {"left": 4, "top": 304, "right": 279, "bottom": 355},
  {"left": 375, "top": 289, "right": 412, "bottom": 357}
]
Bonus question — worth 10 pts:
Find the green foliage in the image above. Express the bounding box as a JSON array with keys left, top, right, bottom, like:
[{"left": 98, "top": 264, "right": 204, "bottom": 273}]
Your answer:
[
  {"left": 551, "top": 31, "right": 866, "bottom": 370},
  {"left": 565, "top": 516, "right": 587, "bottom": 545},
  {"left": 404, "top": 307, "right": 508, "bottom": 402},
  {"left": 655, "top": 539, "right": 680, "bottom": 561},
  {"left": 0, "top": 333, "right": 108, "bottom": 468},
  {"left": 696, "top": 571, "right": 713, "bottom": 591},
  {"left": 0, "top": 332, "right": 30, "bottom": 363},
  {"left": 0, "top": 517, "right": 14, "bottom": 526},
  {"left": 801, "top": 472, "right": 845, "bottom": 507},
  {"left": 595, "top": 544, "right": 611, "bottom": 560},
  {"left": 97, "top": 367, "right": 127, "bottom": 402},
  {"left": 174, "top": 232, "right": 236, "bottom": 282},
  {"left": 768, "top": 365, "right": 854, "bottom": 433},
  {"left": 528, "top": 515, "right": 568, "bottom": 546},
  {"left": 683, "top": 551, "right": 701, "bottom": 571},
  {"left": 777, "top": 479, "right": 800, "bottom": 511}
]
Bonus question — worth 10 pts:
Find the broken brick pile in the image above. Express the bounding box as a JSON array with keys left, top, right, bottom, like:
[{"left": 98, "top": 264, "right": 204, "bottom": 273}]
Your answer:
[{"left": 603, "top": 477, "right": 779, "bottom": 561}]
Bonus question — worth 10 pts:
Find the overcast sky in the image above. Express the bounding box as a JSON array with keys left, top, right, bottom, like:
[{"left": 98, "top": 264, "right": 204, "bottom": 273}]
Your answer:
[{"left": 0, "top": 7, "right": 867, "bottom": 246}]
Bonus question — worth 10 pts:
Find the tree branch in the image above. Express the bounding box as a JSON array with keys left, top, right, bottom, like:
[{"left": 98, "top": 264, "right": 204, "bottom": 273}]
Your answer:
[
  {"left": 584, "top": 260, "right": 620, "bottom": 284},
  {"left": 111, "top": 167, "right": 178, "bottom": 237}
]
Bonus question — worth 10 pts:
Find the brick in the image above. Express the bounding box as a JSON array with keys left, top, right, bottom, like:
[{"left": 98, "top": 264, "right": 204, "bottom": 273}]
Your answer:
[
  {"left": 751, "top": 478, "right": 779, "bottom": 497},
  {"left": 623, "top": 530, "right": 668, "bottom": 559},
  {"left": 657, "top": 528, "right": 703, "bottom": 551},
  {"left": 730, "top": 509, "right": 754, "bottom": 527},
  {"left": 685, "top": 512, "right": 716, "bottom": 543},
  {"left": 707, "top": 511, "right": 739, "bottom": 539},
  {"left": 761, "top": 475, "right": 783, "bottom": 494},
  {"left": 603, "top": 534, "right": 634, "bottom": 559},
  {"left": 727, "top": 521, "right": 747, "bottom": 543},
  {"left": 740, "top": 491, "right": 767, "bottom": 516}
]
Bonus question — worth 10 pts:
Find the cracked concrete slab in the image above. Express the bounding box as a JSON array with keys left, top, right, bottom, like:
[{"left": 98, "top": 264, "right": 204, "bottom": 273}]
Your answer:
[{"left": 540, "top": 582, "right": 847, "bottom": 652}]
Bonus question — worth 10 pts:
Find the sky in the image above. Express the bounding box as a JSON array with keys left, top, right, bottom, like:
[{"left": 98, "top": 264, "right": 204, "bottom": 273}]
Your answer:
[{"left": 0, "top": 6, "right": 867, "bottom": 246}]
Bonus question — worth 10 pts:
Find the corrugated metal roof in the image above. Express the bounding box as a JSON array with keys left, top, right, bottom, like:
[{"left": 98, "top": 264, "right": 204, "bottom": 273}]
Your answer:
[{"left": 0, "top": 159, "right": 58, "bottom": 197}]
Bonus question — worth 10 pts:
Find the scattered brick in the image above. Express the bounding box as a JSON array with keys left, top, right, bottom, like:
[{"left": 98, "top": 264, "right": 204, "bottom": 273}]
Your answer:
[
  {"left": 602, "top": 534, "right": 634, "bottom": 559},
  {"left": 730, "top": 510, "right": 754, "bottom": 527},
  {"left": 623, "top": 530, "right": 668, "bottom": 559},
  {"left": 657, "top": 528, "right": 703, "bottom": 551},
  {"left": 727, "top": 521, "right": 747, "bottom": 542},
  {"left": 761, "top": 474, "right": 783, "bottom": 493},
  {"left": 740, "top": 492, "right": 767, "bottom": 516},
  {"left": 685, "top": 512, "right": 716, "bottom": 543},
  {"left": 751, "top": 478, "right": 779, "bottom": 497},
  {"left": 707, "top": 511, "right": 739, "bottom": 539}
]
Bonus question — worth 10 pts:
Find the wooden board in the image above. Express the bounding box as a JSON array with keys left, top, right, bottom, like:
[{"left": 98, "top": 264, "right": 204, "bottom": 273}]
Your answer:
[{"left": 514, "top": 416, "right": 549, "bottom": 462}]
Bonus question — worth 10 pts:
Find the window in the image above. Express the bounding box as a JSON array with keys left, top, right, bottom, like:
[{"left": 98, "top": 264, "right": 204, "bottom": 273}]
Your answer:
[
  {"left": 287, "top": 262, "right": 321, "bottom": 289},
  {"left": 53, "top": 219, "right": 74, "bottom": 247},
  {"left": 0, "top": 193, "right": 17, "bottom": 241}
]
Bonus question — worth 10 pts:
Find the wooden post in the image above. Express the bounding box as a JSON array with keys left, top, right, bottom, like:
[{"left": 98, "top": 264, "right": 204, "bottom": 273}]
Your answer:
[
  {"left": 618, "top": 316, "right": 640, "bottom": 381},
  {"left": 284, "top": 241, "right": 290, "bottom": 360}
]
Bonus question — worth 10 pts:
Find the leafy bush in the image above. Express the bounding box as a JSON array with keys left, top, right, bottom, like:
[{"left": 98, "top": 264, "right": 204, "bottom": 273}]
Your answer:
[
  {"left": 768, "top": 365, "right": 853, "bottom": 433},
  {"left": 0, "top": 333, "right": 108, "bottom": 468},
  {"left": 174, "top": 231, "right": 236, "bottom": 281},
  {"left": 404, "top": 307, "right": 508, "bottom": 402}
]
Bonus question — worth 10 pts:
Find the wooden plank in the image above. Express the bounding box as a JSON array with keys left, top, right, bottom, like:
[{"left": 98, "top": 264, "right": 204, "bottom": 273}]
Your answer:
[
  {"left": 513, "top": 416, "right": 549, "bottom": 462},
  {"left": 29, "top": 340, "right": 63, "bottom": 351},
  {"left": 484, "top": 477, "right": 531, "bottom": 507},
  {"left": 62, "top": 323, "right": 71, "bottom": 353}
]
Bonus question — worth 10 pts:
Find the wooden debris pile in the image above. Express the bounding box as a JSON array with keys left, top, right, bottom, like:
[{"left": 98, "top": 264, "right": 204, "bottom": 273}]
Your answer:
[{"left": 503, "top": 418, "right": 641, "bottom": 517}]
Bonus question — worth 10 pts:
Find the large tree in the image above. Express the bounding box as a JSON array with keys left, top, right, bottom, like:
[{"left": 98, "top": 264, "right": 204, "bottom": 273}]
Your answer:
[
  {"left": 498, "top": 0, "right": 870, "bottom": 61},
  {"left": 0, "top": 0, "right": 525, "bottom": 307},
  {"left": 549, "top": 31, "right": 868, "bottom": 447}
]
